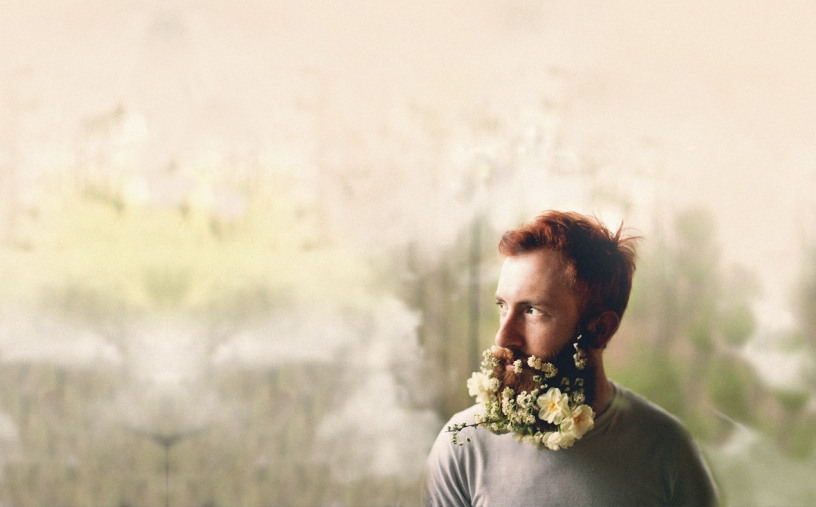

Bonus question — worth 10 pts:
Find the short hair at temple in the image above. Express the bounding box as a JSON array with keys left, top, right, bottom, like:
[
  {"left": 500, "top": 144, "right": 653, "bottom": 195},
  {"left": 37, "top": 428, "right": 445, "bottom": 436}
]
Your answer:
[{"left": 498, "top": 211, "right": 639, "bottom": 322}]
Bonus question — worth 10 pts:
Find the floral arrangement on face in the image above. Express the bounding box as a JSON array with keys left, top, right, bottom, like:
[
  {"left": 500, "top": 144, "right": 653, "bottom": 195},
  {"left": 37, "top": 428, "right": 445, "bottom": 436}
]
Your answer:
[{"left": 448, "top": 336, "right": 594, "bottom": 450}]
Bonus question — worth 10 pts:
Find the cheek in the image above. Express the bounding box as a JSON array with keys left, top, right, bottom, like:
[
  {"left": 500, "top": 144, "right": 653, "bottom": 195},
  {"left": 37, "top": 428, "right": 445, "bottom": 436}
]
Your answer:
[
  {"left": 525, "top": 329, "right": 558, "bottom": 356},
  {"left": 528, "top": 318, "right": 558, "bottom": 337},
  {"left": 528, "top": 322, "right": 572, "bottom": 354}
]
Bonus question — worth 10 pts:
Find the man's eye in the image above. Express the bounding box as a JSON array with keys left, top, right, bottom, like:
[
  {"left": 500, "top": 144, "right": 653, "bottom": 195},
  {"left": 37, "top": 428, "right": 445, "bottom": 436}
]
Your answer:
[
  {"left": 496, "top": 301, "right": 506, "bottom": 311},
  {"left": 526, "top": 306, "right": 542, "bottom": 315}
]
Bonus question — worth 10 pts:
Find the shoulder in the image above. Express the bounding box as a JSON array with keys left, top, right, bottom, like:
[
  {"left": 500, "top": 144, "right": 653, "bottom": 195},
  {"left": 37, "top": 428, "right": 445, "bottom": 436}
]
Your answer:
[
  {"left": 609, "top": 383, "right": 701, "bottom": 466},
  {"left": 610, "top": 382, "right": 720, "bottom": 506},
  {"left": 612, "top": 382, "right": 691, "bottom": 439},
  {"left": 424, "top": 405, "right": 484, "bottom": 507},
  {"left": 426, "top": 404, "right": 484, "bottom": 466}
]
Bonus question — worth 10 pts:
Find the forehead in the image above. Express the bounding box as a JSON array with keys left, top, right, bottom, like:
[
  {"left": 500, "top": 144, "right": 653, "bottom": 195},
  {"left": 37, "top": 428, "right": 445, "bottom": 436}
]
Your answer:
[{"left": 496, "top": 249, "right": 574, "bottom": 298}]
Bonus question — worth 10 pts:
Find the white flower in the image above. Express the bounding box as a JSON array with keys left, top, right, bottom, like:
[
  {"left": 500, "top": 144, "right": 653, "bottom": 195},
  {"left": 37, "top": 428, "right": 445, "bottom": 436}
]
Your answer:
[
  {"left": 466, "top": 372, "right": 496, "bottom": 404},
  {"left": 560, "top": 404, "right": 595, "bottom": 439},
  {"left": 481, "top": 346, "right": 501, "bottom": 371},
  {"left": 513, "top": 359, "right": 523, "bottom": 373},
  {"left": 526, "top": 356, "right": 557, "bottom": 378},
  {"left": 540, "top": 363, "right": 557, "bottom": 379},
  {"left": 538, "top": 431, "right": 554, "bottom": 448},
  {"left": 545, "top": 430, "right": 577, "bottom": 450},
  {"left": 510, "top": 392, "right": 538, "bottom": 425},
  {"left": 573, "top": 353, "right": 587, "bottom": 370},
  {"left": 516, "top": 391, "right": 535, "bottom": 409},
  {"left": 573, "top": 344, "right": 587, "bottom": 370},
  {"left": 501, "top": 393, "right": 516, "bottom": 417},
  {"left": 536, "top": 388, "right": 570, "bottom": 425}
]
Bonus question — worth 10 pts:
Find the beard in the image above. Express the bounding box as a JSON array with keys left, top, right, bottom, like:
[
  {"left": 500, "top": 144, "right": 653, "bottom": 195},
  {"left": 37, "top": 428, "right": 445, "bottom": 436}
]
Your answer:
[{"left": 490, "top": 338, "right": 597, "bottom": 408}]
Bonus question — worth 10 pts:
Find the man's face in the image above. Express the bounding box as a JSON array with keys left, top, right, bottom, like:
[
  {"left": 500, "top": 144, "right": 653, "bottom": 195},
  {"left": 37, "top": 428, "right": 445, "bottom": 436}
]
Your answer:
[{"left": 494, "top": 249, "right": 582, "bottom": 368}]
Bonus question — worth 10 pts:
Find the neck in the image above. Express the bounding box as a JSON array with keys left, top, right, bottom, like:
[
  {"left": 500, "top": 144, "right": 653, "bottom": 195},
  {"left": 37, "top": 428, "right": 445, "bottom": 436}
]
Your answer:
[{"left": 589, "top": 353, "right": 614, "bottom": 415}]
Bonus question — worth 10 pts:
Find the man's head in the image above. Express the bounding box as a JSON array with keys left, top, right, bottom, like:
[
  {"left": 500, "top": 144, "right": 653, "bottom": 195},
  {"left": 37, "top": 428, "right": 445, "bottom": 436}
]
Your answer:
[{"left": 494, "top": 211, "right": 638, "bottom": 363}]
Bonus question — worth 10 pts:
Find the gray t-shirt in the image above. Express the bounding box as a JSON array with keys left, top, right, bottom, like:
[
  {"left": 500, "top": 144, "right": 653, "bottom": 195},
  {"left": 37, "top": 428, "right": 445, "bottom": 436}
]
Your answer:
[{"left": 424, "top": 382, "right": 718, "bottom": 507}]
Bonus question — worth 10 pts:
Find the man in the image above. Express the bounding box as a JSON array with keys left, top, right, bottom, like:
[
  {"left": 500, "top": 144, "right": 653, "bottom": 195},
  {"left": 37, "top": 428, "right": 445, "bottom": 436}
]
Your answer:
[{"left": 425, "top": 211, "right": 718, "bottom": 507}]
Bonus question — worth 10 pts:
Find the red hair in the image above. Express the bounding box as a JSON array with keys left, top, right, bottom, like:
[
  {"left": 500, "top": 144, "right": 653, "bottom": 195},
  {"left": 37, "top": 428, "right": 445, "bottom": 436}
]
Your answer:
[{"left": 498, "top": 211, "right": 639, "bottom": 322}]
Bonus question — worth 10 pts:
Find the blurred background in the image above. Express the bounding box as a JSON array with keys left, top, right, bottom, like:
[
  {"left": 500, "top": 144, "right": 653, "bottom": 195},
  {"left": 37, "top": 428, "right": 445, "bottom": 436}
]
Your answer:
[{"left": 1, "top": 0, "right": 815, "bottom": 505}]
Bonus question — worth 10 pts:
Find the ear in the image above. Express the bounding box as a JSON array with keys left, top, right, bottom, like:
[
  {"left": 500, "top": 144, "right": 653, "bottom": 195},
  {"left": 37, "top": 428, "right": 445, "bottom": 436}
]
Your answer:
[{"left": 586, "top": 311, "right": 620, "bottom": 349}]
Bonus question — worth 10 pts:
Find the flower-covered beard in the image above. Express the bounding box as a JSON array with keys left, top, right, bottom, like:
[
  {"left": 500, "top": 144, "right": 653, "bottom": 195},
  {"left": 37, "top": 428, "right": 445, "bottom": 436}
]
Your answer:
[
  {"left": 491, "top": 339, "right": 597, "bottom": 412},
  {"left": 448, "top": 335, "right": 596, "bottom": 450}
]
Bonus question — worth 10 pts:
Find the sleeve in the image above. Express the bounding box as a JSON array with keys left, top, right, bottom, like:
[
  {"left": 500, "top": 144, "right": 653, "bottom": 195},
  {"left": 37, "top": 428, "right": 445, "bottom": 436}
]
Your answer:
[
  {"left": 423, "top": 426, "right": 472, "bottom": 507},
  {"left": 668, "top": 433, "right": 719, "bottom": 507}
]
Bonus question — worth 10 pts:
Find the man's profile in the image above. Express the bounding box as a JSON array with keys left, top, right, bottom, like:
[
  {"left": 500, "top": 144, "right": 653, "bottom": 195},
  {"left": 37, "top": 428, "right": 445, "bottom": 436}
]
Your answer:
[{"left": 424, "top": 211, "right": 718, "bottom": 507}]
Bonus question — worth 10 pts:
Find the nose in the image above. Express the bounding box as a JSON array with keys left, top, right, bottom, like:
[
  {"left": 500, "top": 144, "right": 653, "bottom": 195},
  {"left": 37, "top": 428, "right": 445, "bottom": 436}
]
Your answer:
[{"left": 495, "top": 310, "right": 524, "bottom": 350}]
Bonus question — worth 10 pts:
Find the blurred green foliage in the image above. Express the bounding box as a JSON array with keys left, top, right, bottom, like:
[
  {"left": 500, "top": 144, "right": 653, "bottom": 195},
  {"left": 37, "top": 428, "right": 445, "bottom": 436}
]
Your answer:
[
  {"left": 393, "top": 218, "right": 499, "bottom": 420},
  {"left": 602, "top": 206, "right": 816, "bottom": 506},
  {"left": 609, "top": 208, "right": 761, "bottom": 438}
]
